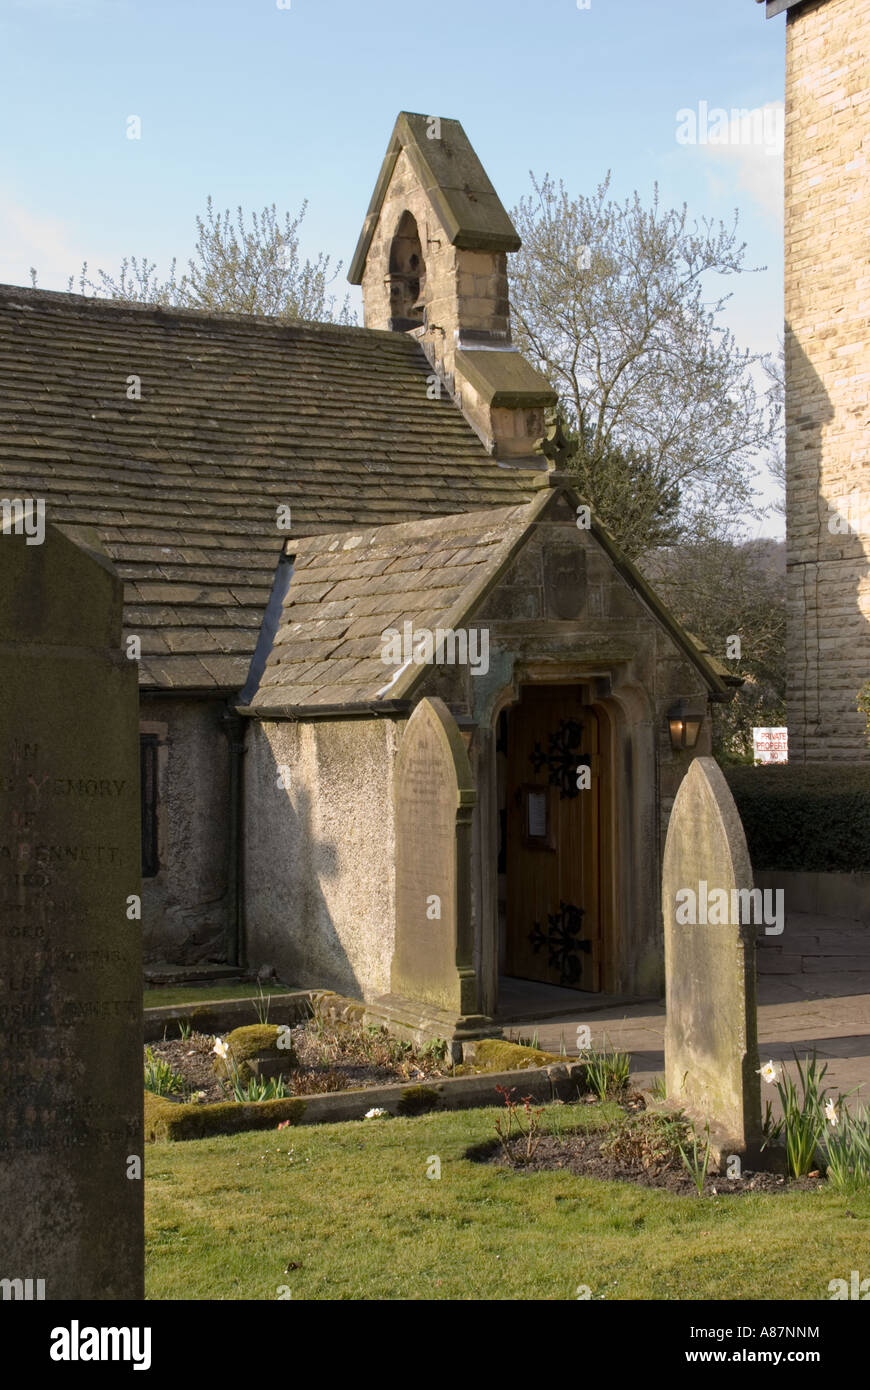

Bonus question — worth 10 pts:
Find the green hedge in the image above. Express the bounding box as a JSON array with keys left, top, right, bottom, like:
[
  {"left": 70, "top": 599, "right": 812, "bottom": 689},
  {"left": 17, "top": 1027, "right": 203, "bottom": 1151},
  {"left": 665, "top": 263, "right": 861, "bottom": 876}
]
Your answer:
[{"left": 723, "top": 764, "right": 870, "bottom": 872}]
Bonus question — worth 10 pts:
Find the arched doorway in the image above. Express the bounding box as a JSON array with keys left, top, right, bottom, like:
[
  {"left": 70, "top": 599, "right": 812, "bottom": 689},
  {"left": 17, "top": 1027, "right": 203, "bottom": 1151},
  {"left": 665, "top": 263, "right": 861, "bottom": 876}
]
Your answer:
[{"left": 501, "top": 684, "right": 613, "bottom": 992}]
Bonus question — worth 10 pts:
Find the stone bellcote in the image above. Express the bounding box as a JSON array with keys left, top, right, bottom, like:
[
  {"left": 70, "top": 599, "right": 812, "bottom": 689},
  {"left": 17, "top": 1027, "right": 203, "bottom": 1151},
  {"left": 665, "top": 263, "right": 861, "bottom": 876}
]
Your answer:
[{"left": 348, "top": 112, "right": 555, "bottom": 465}]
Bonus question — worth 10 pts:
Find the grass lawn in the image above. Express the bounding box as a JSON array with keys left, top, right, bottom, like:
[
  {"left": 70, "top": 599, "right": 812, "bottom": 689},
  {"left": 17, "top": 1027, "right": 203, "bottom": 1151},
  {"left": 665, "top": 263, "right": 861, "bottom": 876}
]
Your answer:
[
  {"left": 146, "top": 1102, "right": 870, "bottom": 1301},
  {"left": 143, "top": 982, "right": 294, "bottom": 1010}
]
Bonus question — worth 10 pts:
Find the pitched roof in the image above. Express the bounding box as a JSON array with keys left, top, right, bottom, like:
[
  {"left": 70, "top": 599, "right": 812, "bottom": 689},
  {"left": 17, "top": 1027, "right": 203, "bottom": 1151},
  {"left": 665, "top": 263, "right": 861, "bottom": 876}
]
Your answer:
[
  {"left": 0, "top": 284, "right": 538, "bottom": 691},
  {"left": 348, "top": 112, "right": 521, "bottom": 285},
  {"left": 247, "top": 484, "right": 732, "bottom": 716},
  {"left": 249, "top": 500, "right": 533, "bottom": 712},
  {"left": 757, "top": 0, "right": 817, "bottom": 15}
]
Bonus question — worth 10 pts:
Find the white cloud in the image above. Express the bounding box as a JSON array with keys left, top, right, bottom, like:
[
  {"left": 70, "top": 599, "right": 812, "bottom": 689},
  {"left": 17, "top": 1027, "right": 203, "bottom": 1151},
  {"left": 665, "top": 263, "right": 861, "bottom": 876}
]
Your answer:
[
  {"left": 676, "top": 101, "right": 785, "bottom": 222},
  {"left": 704, "top": 105, "right": 784, "bottom": 222},
  {"left": 0, "top": 191, "right": 98, "bottom": 291}
]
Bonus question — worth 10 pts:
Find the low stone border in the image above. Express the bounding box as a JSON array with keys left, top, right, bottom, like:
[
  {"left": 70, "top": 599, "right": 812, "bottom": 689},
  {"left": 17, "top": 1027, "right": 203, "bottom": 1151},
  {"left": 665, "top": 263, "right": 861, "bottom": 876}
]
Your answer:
[
  {"left": 144, "top": 1061, "right": 589, "bottom": 1142},
  {"left": 755, "top": 870, "right": 870, "bottom": 924},
  {"left": 143, "top": 990, "right": 314, "bottom": 1042}
]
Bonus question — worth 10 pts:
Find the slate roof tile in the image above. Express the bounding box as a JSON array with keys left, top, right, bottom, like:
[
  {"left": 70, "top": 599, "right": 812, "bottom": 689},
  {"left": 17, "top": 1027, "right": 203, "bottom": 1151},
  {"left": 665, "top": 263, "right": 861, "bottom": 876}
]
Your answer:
[
  {"left": 251, "top": 502, "right": 532, "bottom": 709},
  {"left": 0, "top": 284, "right": 539, "bottom": 691},
  {"left": 162, "top": 629, "right": 221, "bottom": 653},
  {"left": 249, "top": 487, "right": 733, "bottom": 711}
]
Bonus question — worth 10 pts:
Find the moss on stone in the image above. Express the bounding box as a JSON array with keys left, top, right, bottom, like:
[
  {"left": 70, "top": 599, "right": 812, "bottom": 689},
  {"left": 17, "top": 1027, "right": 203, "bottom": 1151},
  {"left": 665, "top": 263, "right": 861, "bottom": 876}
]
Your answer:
[
  {"left": 143, "top": 1089, "right": 306, "bottom": 1142},
  {"left": 144, "top": 1090, "right": 178, "bottom": 1142},
  {"left": 397, "top": 1085, "right": 440, "bottom": 1116},
  {"left": 469, "top": 1040, "right": 563, "bottom": 1072},
  {"left": 213, "top": 1024, "right": 293, "bottom": 1082}
]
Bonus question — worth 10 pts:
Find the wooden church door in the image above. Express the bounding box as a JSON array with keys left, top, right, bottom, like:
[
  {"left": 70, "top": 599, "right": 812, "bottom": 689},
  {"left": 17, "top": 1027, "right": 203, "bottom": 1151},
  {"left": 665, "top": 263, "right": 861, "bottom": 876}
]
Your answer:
[{"left": 505, "top": 687, "right": 605, "bottom": 991}]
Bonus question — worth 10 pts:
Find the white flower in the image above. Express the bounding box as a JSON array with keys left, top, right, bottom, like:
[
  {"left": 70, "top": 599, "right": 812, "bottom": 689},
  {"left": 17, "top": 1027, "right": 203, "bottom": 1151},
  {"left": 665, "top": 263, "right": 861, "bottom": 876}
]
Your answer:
[
  {"left": 757, "top": 1061, "right": 779, "bottom": 1084},
  {"left": 825, "top": 1098, "right": 839, "bottom": 1127},
  {"left": 212, "top": 1037, "right": 228, "bottom": 1060},
  {"left": 364, "top": 1107, "right": 387, "bottom": 1119},
  {"left": 194, "top": 1090, "right": 207, "bottom": 1103}
]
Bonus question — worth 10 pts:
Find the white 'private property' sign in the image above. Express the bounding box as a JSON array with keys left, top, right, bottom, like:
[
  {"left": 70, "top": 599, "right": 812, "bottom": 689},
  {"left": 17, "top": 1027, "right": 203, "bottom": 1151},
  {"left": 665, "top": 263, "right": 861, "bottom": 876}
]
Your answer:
[{"left": 753, "top": 727, "right": 788, "bottom": 764}]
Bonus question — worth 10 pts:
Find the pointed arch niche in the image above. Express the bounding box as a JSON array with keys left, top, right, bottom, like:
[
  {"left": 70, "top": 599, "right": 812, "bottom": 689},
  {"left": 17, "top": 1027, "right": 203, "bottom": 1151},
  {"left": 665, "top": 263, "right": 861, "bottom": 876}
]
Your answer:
[{"left": 387, "top": 211, "right": 426, "bottom": 331}]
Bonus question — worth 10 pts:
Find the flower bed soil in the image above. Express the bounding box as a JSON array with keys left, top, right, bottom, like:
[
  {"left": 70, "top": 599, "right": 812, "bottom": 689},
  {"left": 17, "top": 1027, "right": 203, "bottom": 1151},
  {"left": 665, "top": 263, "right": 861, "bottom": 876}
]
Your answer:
[
  {"left": 472, "top": 1129, "right": 825, "bottom": 1197},
  {"left": 146, "top": 1021, "right": 451, "bottom": 1104}
]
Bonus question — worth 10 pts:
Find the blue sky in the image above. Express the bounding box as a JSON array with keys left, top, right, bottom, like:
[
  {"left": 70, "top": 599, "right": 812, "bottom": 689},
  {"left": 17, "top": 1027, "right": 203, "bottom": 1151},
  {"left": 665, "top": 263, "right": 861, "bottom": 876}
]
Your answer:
[{"left": 0, "top": 0, "right": 786, "bottom": 530}]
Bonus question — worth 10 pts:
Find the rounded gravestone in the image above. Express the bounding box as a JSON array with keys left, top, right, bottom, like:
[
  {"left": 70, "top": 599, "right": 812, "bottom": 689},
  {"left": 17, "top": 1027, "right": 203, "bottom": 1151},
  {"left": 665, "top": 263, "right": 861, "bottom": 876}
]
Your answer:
[
  {"left": 662, "top": 757, "right": 762, "bottom": 1156},
  {"left": 391, "top": 697, "right": 478, "bottom": 1017},
  {"left": 0, "top": 523, "right": 143, "bottom": 1299}
]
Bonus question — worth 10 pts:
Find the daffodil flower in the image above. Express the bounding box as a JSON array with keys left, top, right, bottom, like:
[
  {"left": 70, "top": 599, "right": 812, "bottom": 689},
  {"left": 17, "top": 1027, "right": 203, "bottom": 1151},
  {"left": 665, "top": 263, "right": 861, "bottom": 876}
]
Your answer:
[
  {"left": 212, "top": 1037, "right": 229, "bottom": 1060},
  {"left": 364, "top": 1107, "right": 387, "bottom": 1119},
  {"left": 757, "top": 1061, "right": 779, "bottom": 1084},
  {"left": 825, "top": 1098, "right": 839, "bottom": 1127}
]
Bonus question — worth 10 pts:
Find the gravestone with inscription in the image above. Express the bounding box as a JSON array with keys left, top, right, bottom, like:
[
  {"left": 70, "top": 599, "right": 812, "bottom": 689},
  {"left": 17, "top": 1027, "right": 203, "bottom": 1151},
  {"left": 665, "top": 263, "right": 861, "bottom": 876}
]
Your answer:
[
  {"left": 662, "top": 757, "right": 762, "bottom": 1159},
  {"left": 391, "top": 697, "right": 481, "bottom": 1021},
  {"left": 0, "top": 521, "right": 143, "bottom": 1299}
]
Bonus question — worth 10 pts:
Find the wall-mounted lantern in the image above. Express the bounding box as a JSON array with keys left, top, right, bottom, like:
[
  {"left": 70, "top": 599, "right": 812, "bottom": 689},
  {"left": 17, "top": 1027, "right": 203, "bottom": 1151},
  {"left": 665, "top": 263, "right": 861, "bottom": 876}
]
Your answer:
[{"left": 667, "top": 699, "right": 704, "bottom": 752}]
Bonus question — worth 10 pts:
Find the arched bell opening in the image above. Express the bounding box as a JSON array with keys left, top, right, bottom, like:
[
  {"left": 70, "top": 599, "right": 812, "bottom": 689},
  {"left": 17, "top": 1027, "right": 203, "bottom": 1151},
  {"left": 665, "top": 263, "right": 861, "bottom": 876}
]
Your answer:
[{"left": 386, "top": 211, "right": 427, "bottom": 331}]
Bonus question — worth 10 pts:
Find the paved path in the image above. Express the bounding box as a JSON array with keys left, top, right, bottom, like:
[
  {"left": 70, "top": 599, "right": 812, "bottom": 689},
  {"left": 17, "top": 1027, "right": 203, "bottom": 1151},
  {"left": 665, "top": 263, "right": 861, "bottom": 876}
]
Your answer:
[
  {"left": 501, "top": 913, "right": 870, "bottom": 1106},
  {"left": 522, "top": 989, "right": 870, "bottom": 1103}
]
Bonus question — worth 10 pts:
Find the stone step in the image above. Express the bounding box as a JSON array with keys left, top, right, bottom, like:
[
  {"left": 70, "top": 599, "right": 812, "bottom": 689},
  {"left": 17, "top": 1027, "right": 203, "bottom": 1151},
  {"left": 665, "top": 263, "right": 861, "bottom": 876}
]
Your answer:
[
  {"left": 783, "top": 912, "right": 867, "bottom": 931},
  {"left": 144, "top": 961, "right": 243, "bottom": 988},
  {"left": 757, "top": 953, "right": 805, "bottom": 974},
  {"left": 757, "top": 928, "right": 869, "bottom": 954},
  {"left": 802, "top": 955, "right": 870, "bottom": 973}
]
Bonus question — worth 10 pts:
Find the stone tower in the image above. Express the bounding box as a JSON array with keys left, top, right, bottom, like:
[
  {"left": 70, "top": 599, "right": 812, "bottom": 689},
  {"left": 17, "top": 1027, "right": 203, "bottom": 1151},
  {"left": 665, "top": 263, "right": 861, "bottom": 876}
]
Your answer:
[
  {"left": 762, "top": 0, "right": 870, "bottom": 760},
  {"left": 348, "top": 112, "right": 556, "bottom": 466}
]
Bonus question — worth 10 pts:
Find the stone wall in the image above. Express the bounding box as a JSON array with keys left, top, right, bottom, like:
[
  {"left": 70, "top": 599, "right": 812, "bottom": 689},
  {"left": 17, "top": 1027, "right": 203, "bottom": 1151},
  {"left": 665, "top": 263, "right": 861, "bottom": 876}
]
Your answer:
[
  {"left": 140, "top": 695, "right": 233, "bottom": 964},
  {"left": 755, "top": 869, "right": 870, "bottom": 924},
  {"left": 784, "top": 0, "right": 870, "bottom": 761},
  {"left": 243, "top": 716, "right": 400, "bottom": 997}
]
